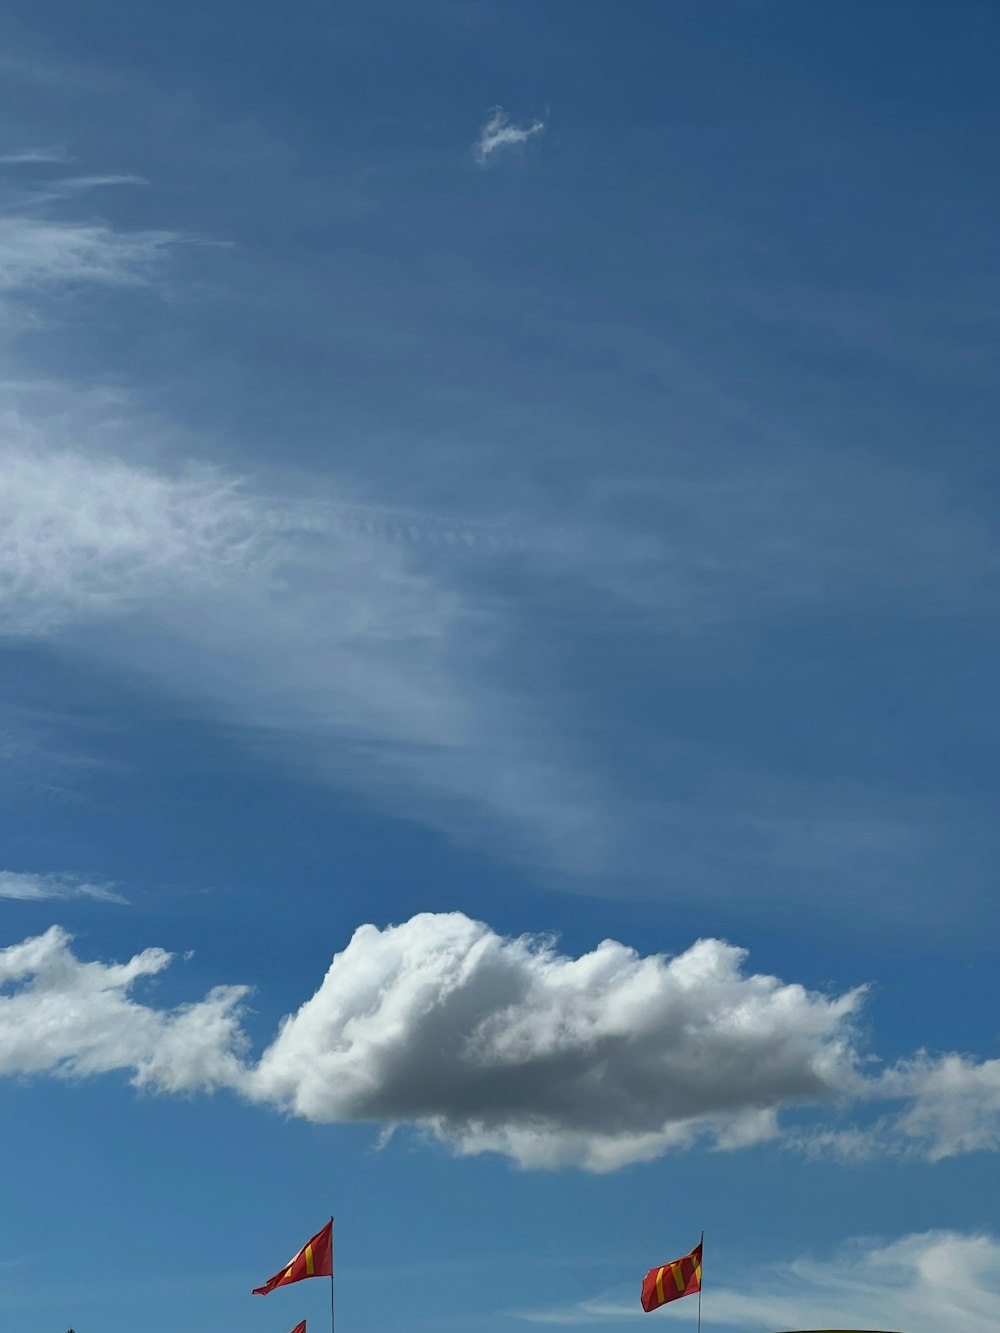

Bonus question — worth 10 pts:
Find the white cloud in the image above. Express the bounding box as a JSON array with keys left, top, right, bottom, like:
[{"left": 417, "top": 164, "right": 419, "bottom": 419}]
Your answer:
[
  {"left": 249, "top": 912, "right": 865, "bottom": 1170},
  {"left": 0, "top": 443, "right": 265, "bottom": 637},
  {"left": 2, "top": 915, "right": 1000, "bottom": 1173},
  {"left": 879, "top": 1053, "right": 1000, "bottom": 1161},
  {"left": 0, "top": 926, "right": 247, "bottom": 1092},
  {"left": 474, "top": 106, "right": 545, "bottom": 165},
  {"left": 0, "top": 215, "right": 175, "bottom": 294},
  {"left": 790, "top": 1054, "right": 1000, "bottom": 1166},
  {"left": 0, "top": 870, "right": 127, "bottom": 904},
  {"left": 518, "top": 1231, "right": 1000, "bottom": 1333}
]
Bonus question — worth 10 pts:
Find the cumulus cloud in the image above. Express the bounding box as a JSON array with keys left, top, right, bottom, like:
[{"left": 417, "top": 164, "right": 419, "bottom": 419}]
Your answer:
[
  {"left": 0, "top": 870, "right": 127, "bottom": 904},
  {"left": 249, "top": 913, "right": 864, "bottom": 1170},
  {"left": 519, "top": 1230, "right": 1000, "bottom": 1332},
  {"left": 474, "top": 106, "right": 545, "bottom": 165},
  {"left": 879, "top": 1052, "right": 1000, "bottom": 1161},
  {"left": 791, "top": 1053, "right": 1000, "bottom": 1165},
  {"left": 0, "top": 926, "right": 247, "bottom": 1092},
  {"left": 2, "top": 914, "right": 1000, "bottom": 1171}
]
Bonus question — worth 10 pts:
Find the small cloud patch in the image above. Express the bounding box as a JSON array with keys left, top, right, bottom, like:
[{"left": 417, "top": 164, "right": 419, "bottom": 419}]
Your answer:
[{"left": 474, "top": 106, "right": 545, "bottom": 165}]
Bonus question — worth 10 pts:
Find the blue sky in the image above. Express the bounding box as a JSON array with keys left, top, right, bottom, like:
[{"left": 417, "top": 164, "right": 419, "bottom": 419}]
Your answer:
[{"left": 0, "top": 2, "right": 998, "bottom": 1331}]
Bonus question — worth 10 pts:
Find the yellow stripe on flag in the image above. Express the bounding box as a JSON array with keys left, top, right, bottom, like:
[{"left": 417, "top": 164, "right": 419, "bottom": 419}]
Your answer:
[
  {"left": 305, "top": 1244, "right": 315, "bottom": 1277},
  {"left": 656, "top": 1267, "right": 665, "bottom": 1304},
  {"left": 671, "top": 1262, "right": 685, "bottom": 1293}
]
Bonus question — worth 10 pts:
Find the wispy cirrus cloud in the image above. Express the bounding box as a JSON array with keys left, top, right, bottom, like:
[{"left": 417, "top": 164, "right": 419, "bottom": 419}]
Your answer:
[
  {"left": 517, "top": 1230, "right": 1000, "bottom": 1332},
  {"left": 0, "top": 443, "right": 264, "bottom": 637},
  {"left": 0, "top": 164, "right": 611, "bottom": 877},
  {"left": 0, "top": 148, "right": 71, "bottom": 166},
  {"left": 0, "top": 914, "right": 997, "bottom": 1172},
  {"left": 0, "top": 156, "right": 996, "bottom": 898},
  {"left": 474, "top": 106, "right": 545, "bottom": 165},
  {"left": 0, "top": 154, "right": 173, "bottom": 311},
  {"left": 2, "top": 464, "right": 995, "bottom": 929},
  {"left": 0, "top": 364, "right": 620, "bottom": 877},
  {"left": 2, "top": 402, "right": 997, "bottom": 887},
  {"left": 46, "top": 173, "right": 148, "bottom": 192},
  {"left": 0, "top": 215, "right": 176, "bottom": 294},
  {"left": 0, "top": 870, "right": 127, "bottom": 905}
]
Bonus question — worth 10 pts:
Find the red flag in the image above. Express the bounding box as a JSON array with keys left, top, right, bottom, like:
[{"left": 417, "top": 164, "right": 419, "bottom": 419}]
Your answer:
[
  {"left": 640, "top": 1239, "right": 702, "bottom": 1313},
  {"left": 253, "top": 1221, "right": 333, "bottom": 1296},
  {"left": 289, "top": 1324, "right": 306, "bottom": 1333}
]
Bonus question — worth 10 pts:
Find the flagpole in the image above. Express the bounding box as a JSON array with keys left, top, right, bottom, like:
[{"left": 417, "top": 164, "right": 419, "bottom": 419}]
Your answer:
[
  {"left": 334, "top": 1215, "right": 344, "bottom": 1333},
  {"left": 697, "top": 1232, "right": 703, "bottom": 1333}
]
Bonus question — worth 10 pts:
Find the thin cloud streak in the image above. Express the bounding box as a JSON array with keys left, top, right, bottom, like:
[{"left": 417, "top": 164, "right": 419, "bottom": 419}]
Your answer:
[
  {"left": 0, "top": 870, "right": 128, "bottom": 905},
  {"left": 51, "top": 174, "right": 149, "bottom": 191}
]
